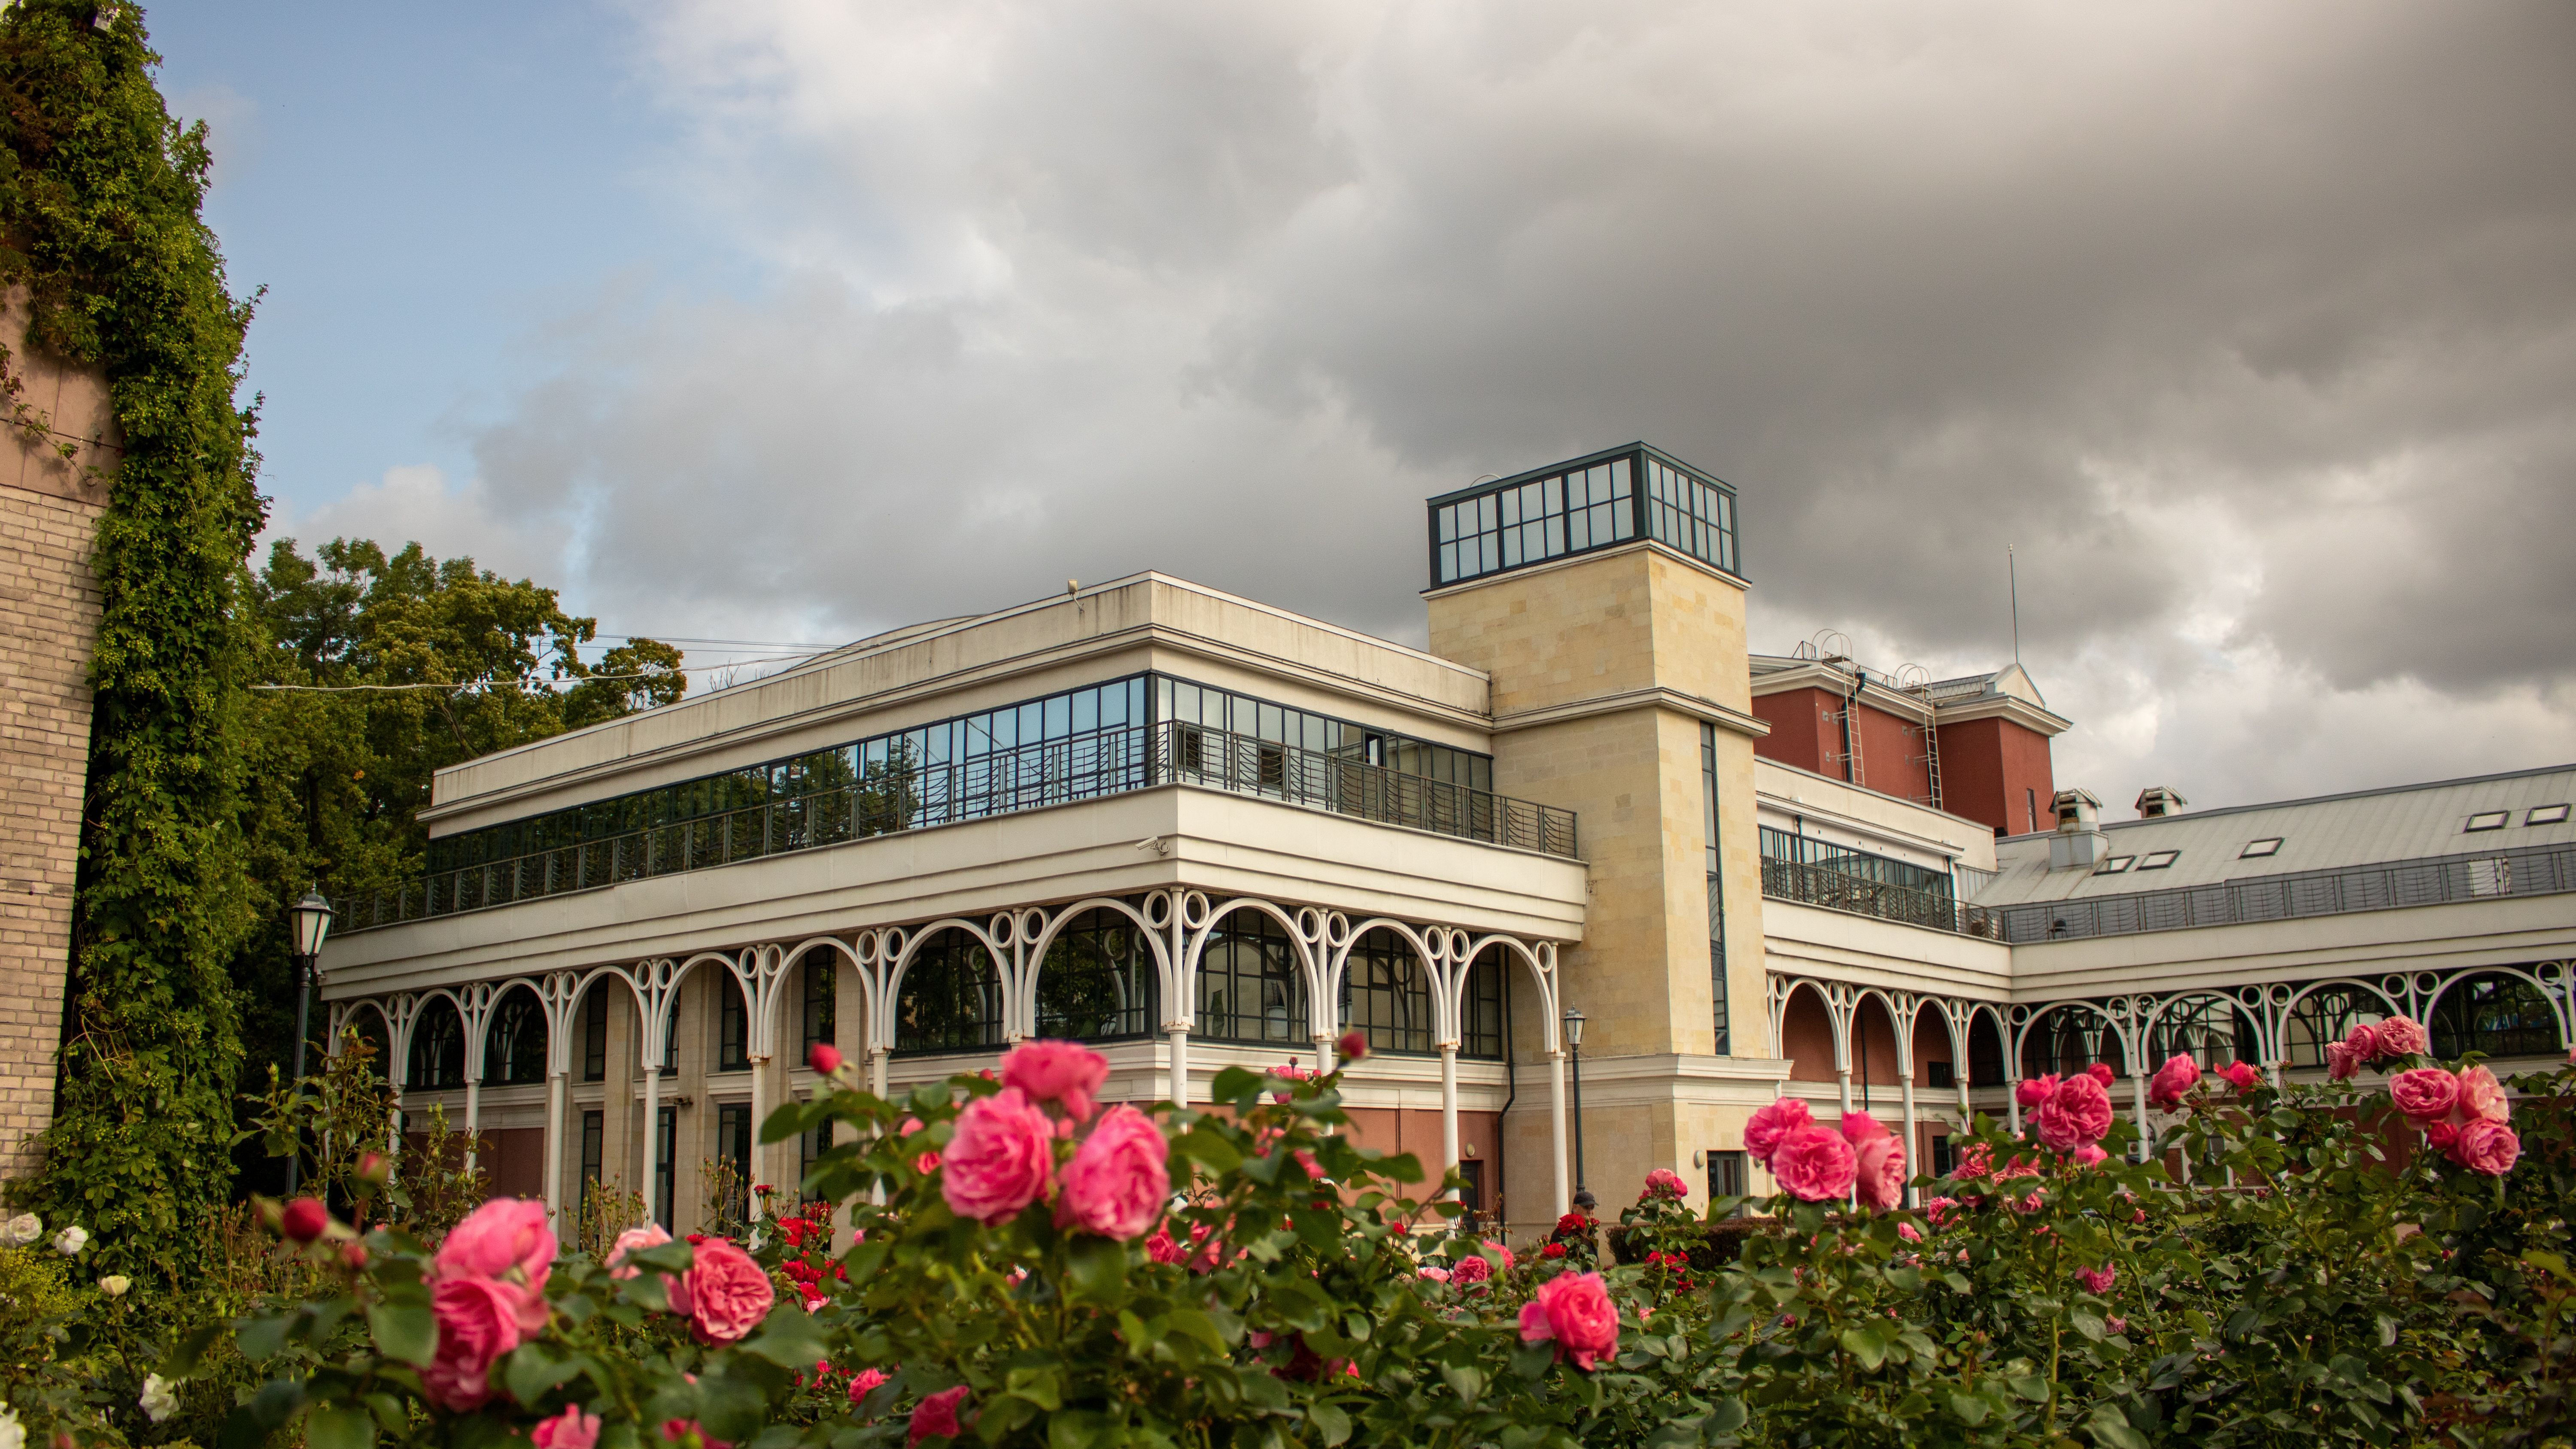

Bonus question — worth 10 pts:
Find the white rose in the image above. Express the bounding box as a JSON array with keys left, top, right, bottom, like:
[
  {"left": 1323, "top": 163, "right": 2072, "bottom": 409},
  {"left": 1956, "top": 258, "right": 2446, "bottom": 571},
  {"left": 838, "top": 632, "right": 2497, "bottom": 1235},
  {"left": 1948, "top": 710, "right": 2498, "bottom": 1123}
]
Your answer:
[
  {"left": 98, "top": 1275, "right": 131, "bottom": 1297},
  {"left": 0, "top": 1213, "right": 38, "bottom": 1248},
  {"left": 139, "top": 1374, "right": 180, "bottom": 1425},
  {"left": 52, "top": 1224, "right": 88, "bottom": 1255},
  {"left": 0, "top": 1401, "right": 24, "bottom": 1449}
]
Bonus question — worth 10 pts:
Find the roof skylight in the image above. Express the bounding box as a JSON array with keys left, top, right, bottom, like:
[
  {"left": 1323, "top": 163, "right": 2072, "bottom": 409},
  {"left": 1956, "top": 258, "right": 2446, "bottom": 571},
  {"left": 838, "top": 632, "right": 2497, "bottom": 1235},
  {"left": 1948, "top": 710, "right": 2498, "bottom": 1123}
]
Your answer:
[
  {"left": 2530, "top": 804, "right": 2571, "bottom": 825},
  {"left": 2096, "top": 855, "right": 2135, "bottom": 874},
  {"left": 2466, "top": 811, "right": 2510, "bottom": 832},
  {"left": 2137, "top": 850, "right": 2180, "bottom": 870},
  {"left": 2241, "top": 838, "right": 2282, "bottom": 858}
]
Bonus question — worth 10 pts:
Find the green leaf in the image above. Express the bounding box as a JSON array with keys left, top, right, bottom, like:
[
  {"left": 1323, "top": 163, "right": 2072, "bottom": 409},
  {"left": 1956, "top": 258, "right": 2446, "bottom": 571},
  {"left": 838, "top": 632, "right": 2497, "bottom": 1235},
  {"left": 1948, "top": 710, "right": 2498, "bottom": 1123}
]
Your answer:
[
  {"left": 1948, "top": 1391, "right": 1990, "bottom": 1425},
  {"left": 306, "top": 1406, "right": 376, "bottom": 1449},
  {"left": 697, "top": 1375, "right": 769, "bottom": 1445},
  {"left": 1440, "top": 1364, "right": 1485, "bottom": 1408},
  {"left": 366, "top": 1301, "right": 437, "bottom": 1367},
  {"left": 504, "top": 1344, "right": 583, "bottom": 1407},
  {"left": 2085, "top": 1404, "right": 2151, "bottom": 1449},
  {"left": 1307, "top": 1401, "right": 1353, "bottom": 1446},
  {"left": 1004, "top": 1366, "right": 1063, "bottom": 1413},
  {"left": 1838, "top": 1327, "right": 1887, "bottom": 1371},
  {"left": 2008, "top": 1375, "right": 2050, "bottom": 1403},
  {"left": 236, "top": 1316, "right": 292, "bottom": 1363},
  {"left": 2070, "top": 1309, "right": 2107, "bottom": 1343},
  {"left": 1707, "top": 1399, "right": 1749, "bottom": 1434},
  {"left": 167, "top": 1319, "right": 228, "bottom": 1378},
  {"left": 1177, "top": 1127, "right": 1244, "bottom": 1174},
  {"left": 1066, "top": 1234, "right": 1128, "bottom": 1303},
  {"left": 739, "top": 1306, "right": 829, "bottom": 1368}
]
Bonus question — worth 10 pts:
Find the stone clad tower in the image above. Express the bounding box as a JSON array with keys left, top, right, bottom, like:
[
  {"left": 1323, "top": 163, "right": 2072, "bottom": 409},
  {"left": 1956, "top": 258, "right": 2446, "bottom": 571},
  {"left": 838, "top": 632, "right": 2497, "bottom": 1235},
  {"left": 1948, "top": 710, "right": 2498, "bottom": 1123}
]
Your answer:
[
  {"left": 1424, "top": 444, "right": 1777, "bottom": 1215},
  {"left": 0, "top": 296, "right": 122, "bottom": 1177}
]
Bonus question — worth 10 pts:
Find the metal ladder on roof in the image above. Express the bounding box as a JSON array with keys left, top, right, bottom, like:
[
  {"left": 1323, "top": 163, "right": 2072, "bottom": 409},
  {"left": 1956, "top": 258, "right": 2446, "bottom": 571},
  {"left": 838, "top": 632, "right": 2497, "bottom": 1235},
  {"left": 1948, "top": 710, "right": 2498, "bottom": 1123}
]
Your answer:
[{"left": 1898, "top": 665, "right": 1943, "bottom": 812}]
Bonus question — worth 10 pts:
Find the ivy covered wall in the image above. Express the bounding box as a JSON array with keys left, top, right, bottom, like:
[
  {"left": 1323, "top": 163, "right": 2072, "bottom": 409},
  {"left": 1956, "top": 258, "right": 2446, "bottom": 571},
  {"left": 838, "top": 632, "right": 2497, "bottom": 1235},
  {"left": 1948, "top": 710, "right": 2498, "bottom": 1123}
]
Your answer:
[{"left": 0, "top": 0, "right": 266, "bottom": 1276}]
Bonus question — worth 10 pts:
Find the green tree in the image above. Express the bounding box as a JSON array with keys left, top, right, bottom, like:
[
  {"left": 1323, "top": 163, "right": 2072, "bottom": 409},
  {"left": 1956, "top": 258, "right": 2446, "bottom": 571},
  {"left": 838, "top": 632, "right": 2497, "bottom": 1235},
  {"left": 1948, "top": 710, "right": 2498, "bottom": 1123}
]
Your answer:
[{"left": 230, "top": 538, "right": 684, "bottom": 1122}]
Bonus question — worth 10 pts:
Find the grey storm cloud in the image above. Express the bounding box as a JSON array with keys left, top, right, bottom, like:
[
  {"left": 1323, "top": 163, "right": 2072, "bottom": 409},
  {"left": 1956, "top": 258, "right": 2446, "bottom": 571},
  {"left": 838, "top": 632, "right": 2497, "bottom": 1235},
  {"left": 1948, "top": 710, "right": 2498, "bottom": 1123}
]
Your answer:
[{"left": 457, "top": 0, "right": 2576, "bottom": 809}]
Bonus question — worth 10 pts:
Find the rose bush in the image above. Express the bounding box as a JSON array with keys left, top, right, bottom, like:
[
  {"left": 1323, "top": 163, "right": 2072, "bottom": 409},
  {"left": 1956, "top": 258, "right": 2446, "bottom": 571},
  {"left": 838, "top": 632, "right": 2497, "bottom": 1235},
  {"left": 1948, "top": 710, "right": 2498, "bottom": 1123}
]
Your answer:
[{"left": 79, "top": 1040, "right": 2571, "bottom": 1449}]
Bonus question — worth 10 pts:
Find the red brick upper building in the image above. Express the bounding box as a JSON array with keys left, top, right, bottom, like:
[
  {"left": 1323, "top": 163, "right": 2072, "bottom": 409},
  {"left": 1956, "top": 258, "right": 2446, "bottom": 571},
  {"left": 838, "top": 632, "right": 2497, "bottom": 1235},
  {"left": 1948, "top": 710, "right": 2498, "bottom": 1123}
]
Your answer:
[{"left": 1747, "top": 651, "right": 2067, "bottom": 838}]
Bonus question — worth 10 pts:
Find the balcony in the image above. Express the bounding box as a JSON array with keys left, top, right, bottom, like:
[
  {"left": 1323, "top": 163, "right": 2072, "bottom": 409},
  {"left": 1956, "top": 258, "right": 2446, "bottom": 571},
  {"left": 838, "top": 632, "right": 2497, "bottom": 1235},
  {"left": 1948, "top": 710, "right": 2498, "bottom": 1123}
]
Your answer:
[
  {"left": 344, "top": 720, "right": 1579, "bottom": 931},
  {"left": 1759, "top": 856, "right": 1999, "bottom": 938}
]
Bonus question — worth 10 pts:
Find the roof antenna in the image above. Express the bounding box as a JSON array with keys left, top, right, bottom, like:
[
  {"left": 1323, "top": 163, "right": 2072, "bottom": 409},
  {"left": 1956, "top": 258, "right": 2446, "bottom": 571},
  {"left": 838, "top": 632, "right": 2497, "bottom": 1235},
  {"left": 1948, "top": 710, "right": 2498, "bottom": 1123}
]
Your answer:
[{"left": 2008, "top": 544, "right": 2022, "bottom": 667}]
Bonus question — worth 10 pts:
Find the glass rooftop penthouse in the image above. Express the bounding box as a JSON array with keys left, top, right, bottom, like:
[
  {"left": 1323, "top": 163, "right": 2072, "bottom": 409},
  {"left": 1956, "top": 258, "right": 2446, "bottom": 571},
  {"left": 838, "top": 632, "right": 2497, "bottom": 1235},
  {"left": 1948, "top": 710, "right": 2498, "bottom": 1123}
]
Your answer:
[{"left": 1427, "top": 443, "right": 1741, "bottom": 588}]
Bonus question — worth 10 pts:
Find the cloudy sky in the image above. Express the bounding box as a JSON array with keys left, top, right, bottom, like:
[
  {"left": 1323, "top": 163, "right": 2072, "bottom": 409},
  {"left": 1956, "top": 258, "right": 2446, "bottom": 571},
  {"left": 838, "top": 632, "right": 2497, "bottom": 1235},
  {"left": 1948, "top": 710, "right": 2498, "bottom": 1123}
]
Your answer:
[{"left": 158, "top": 1, "right": 2576, "bottom": 814}]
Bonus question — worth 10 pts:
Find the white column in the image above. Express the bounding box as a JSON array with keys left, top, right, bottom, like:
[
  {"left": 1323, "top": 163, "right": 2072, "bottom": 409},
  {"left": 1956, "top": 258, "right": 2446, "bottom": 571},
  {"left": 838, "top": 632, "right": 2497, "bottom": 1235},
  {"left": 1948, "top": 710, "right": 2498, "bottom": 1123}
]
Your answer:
[
  {"left": 1166, "top": 1026, "right": 1189, "bottom": 1108},
  {"left": 465, "top": 1079, "right": 482, "bottom": 1173},
  {"left": 747, "top": 1053, "right": 770, "bottom": 1222},
  {"left": 2130, "top": 1072, "right": 2151, "bottom": 1163},
  {"left": 1439, "top": 1044, "right": 1460, "bottom": 1194},
  {"left": 869, "top": 1046, "right": 889, "bottom": 1101},
  {"left": 544, "top": 1071, "right": 567, "bottom": 1223},
  {"left": 1549, "top": 1050, "right": 1570, "bottom": 1218},
  {"left": 1899, "top": 1079, "right": 1918, "bottom": 1207},
  {"left": 639, "top": 1065, "right": 663, "bottom": 1227},
  {"left": 387, "top": 1096, "right": 404, "bottom": 1187},
  {"left": 1835, "top": 1069, "right": 1853, "bottom": 1118}
]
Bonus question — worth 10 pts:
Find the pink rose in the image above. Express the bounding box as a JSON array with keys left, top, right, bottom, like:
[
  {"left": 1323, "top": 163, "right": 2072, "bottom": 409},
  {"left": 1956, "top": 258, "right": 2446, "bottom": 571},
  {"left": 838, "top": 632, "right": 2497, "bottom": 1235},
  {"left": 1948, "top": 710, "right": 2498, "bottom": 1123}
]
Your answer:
[
  {"left": 1144, "top": 1227, "right": 1186, "bottom": 1264},
  {"left": 810, "top": 1042, "right": 844, "bottom": 1075},
  {"left": 1840, "top": 1112, "right": 1890, "bottom": 1143},
  {"left": 2106, "top": 1315, "right": 2128, "bottom": 1335},
  {"left": 1418, "top": 1266, "right": 1450, "bottom": 1282},
  {"left": 2455, "top": 1118, "right": 2521, "bottom": 1176},
  {"left": 608, "top": 1223, "right": 671, "bottom": 1279},
  {"left": 2325, "top": 1041, "right": 2359, "bottom": 1080},
  {"left": 1000, "top": 1040, "right": 1112, "bottom": 1122},
  {"left": 2389, "top": 1068, "right": 2461, "bottom": 1124},
  {"left": 2015, "top": 1074, "right": 2059, "bottom": 1109},
  {"left": 1518, "top": 1271, "right": 1621, "bottom": 1370},
  {"left": 423, "top": 1276, "right": 533, "bottom": 1410},
  {"left": 1852, "top": 1130, "right": 1906, "bottom": 1212},
  {"left": 849, "top": 1367, "right": 890, "bottom": 1404},
  {"left": 1450, "top": 1254, "right": 1492, "bottom": 1285},
  {"left": 941, "top": 1088, "right": 1057, "bottom": 1225},
  {"left": 2075, "top": 1263, "right": 2115, "bottom": 1295},
  {"left": 2148, "top": 1054, "right": 2199, "bottom": 1109},
  {"left": 1055, "top": 1105, "right": 1170, "bottom": 1240},
  {"left": 281, "top": 1197, "right": 331, "bottom": 1243},
  {"left": 661, "top": 1421, "right": 729, "bottom": 1449},
  {"left": 1642, "top": 1168, "right": 1688, "bottom": 1200},
  {"left": 908, "top": 1385, "right": 972, "bottom": 1446},
  {"left": 2085, "top": 1063, "right": 2115, "bottom": 1088},
  {"left": 1486, "top": 1240, "right": 1516, "bottom": 1270},
  {"left": 1897, "top": 1222, "right": 1921, "bottom": 1243},
  {"left": 2217, "top": 1061, "right": 2262, "bottom": 1091},
  {"left": 677, "top": 1237, "right": 774, "bottom": 1345},
  {"left": 437, "top": 1197, "right": 557, "bottom": 1291},
  {"left": 1743, "top": 1097, "right": 1814, "bottom": 1167},
  {"left": 2070, "top": 1144, "right": 2108, "bottom": 1167},
  {"left": 1335, "top": 1030, "right": 1369, "bottom": 1062},
  {"left": 1949, "top": 1143, "right": 1992, "bottom": 1182},
  {"left": 533, "top": 1406, "right": 601, "bottom": 1449},
  {"left": 2342, "top": 1021, "right": 2382, "bottom": 1069},
  {"left": 2037, "top": 1074, "right": 2114, "bottom": 1152},
  {"left": 1771, "top": 1126, "right": 1859, "bottom": 1202},
  {"left": 2425, "top": 1119, "right": 2461, "bottom": 1155},
  {"left": 1924, "top": 1196, "right": 1958, "bottom": 1226},
  {"left": 2373, "top": 1016, "right": 2429, "bottom": 1060},
  {"left": 2458, "top": 1065, "right": 2510, "bottom": 1123}
]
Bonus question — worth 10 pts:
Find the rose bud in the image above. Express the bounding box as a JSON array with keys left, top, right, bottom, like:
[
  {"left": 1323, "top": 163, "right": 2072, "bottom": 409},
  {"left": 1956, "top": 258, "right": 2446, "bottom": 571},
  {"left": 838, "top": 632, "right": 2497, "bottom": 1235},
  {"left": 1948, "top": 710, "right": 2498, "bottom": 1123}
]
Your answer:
[
  {"left": 810, "top": 1042, "right": 844, "bottom": 1075},
  {"left": 280, "top": 1197, "right": 331, "bottom": 1244},
  {"left": 1335, "top": 1031, "right": 1368, "bottom": 1063},
  {"left": 341, "top": 1241, "right": 370, "bottom": 1270},
  {"left": 355, "top": 1150, "right": 390, "bottom": 1189}
]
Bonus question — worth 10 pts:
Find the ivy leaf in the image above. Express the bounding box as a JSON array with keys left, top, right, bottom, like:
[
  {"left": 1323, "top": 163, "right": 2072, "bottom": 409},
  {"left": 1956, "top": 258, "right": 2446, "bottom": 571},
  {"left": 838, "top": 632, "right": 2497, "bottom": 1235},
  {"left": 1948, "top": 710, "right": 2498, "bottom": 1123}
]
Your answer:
[{"left": 365, "top": 1302, "right": 435, "bottom": 1367}]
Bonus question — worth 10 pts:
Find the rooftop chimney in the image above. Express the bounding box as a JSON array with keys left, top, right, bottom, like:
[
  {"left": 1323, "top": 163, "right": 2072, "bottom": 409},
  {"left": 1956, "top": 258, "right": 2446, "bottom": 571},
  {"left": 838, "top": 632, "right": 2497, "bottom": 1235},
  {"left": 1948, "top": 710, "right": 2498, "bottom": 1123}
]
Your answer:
[
  {"left": 2048, "top": 787, "right": 2108, "bottom": 870},
  {"left": 2135, "top": 786, "right": 2187, "bottom": 819}
]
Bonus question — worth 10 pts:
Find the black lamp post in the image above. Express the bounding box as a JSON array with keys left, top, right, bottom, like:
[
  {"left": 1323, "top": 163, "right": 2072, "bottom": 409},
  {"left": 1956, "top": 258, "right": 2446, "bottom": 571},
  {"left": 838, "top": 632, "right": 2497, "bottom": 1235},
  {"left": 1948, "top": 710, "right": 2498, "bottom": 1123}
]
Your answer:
[
  {"left": 285, "top": 888, "right": 334, "bottom": 1194},
  {"left": 1563, "top": 1008, "right": 1587, "bottom": 1194}
]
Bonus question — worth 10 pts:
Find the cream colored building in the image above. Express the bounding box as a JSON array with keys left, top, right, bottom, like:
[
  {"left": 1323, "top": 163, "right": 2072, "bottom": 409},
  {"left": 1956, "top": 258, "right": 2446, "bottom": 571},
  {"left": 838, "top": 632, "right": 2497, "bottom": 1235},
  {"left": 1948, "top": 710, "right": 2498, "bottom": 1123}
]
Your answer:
[{"left": 318, "top": 443, "right": 2576, "bottom": 1240}]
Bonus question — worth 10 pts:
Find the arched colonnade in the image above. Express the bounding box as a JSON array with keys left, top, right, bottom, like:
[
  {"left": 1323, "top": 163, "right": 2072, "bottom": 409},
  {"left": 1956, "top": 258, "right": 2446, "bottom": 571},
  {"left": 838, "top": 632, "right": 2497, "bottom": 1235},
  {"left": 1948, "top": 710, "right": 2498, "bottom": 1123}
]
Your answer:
[{"left": 328, "top": 888, "right": 1572, "bottom": 1227}]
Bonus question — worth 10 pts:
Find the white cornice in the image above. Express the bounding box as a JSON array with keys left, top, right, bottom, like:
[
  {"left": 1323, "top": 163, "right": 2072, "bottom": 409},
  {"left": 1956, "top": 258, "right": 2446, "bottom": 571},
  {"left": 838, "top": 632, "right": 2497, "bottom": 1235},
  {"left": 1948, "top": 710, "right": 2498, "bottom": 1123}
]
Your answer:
[
  {"left": 1492, "top": 685, "right": 1772, "bottom": 741},
  {"left": 1418, "top": 538, "right": 1749, "bottom": 601}
]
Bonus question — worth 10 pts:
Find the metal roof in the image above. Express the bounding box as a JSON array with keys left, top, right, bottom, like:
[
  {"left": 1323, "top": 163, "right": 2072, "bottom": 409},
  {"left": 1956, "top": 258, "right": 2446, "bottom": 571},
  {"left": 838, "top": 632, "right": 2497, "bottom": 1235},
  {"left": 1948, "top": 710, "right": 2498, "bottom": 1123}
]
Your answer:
[{"left": 1971, "top": 763, "right": 2576, "bottom": 907}]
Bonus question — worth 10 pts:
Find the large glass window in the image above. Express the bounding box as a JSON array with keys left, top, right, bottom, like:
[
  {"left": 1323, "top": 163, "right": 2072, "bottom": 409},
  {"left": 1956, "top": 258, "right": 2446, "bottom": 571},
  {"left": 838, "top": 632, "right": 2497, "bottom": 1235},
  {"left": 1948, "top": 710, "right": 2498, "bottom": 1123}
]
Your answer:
[
  {"left": 2139, "top": 994, "right": 2259, "bottom": 1069},
  {"left": 2431, "top": 973, "right": 2562, "bottom": 1059},
  {"left": 1759, "top": 828, "right": 1954, "bottom": 899},
  {"left": 716, "top": 1103, "right": 753, "bottom": 1224},
  {"left": 409, "top": 998, "right": 466, "bottom": 1089},
  {"left": 802, "top": 956, "right": 836, "bottom": 1060},
  {"left": 2283, "top": 986, "right": 2383, "bottom": 1069},
  {"left": 1195, "top": 911, "right": 1305, "bottom": 1045},
  {"left": 1034, "top": 908, "right": 1157, "bottom": 1041},
  {"left": 1461, "top": 952, "right": 1504, "bottom": 1061},
  {"left": 578, "top": 1110, "right": 604, "bottom": 1217},
  {"left": 1429, "top": 445, "right": 1740, "bottom": 587},
  {"left": 717, "top": 978, "right": 750, "bottom": 1073},
  {"left": 894, "top": 930, "right": 1005, "bottom": 1055},
  {"left": 484, "top": 988, "right": 548, "bottom": 1085},
  {"left": 1643, "top": 456, "right": 1738, "bottom": 575},
  {"left": 1156, "top": 678, "right": 1492, "bottom": 795},
  {"left": 1704, "top": 724, "right": 1730, "bottom": 1054},
  {"left": 2020, "top": 1004, "right": 2126, "bottom": 1078},
  {"left": 582, "top": 986, "right": 608, "bottom": 1082},
  {"left": 1340, "top": 929, "right": 1433, "bottom": 1055}
]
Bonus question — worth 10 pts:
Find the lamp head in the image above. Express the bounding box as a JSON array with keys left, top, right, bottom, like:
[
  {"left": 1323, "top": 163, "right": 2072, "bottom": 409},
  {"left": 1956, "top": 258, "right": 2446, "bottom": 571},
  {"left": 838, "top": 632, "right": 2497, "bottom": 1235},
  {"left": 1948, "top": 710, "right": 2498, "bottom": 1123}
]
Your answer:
[
  {"left": 290, "top": 888, "right": 335, "bottom": 959},
  {"left": 1561, "top": 1007, "right": 1585, "bottom": 1049}
]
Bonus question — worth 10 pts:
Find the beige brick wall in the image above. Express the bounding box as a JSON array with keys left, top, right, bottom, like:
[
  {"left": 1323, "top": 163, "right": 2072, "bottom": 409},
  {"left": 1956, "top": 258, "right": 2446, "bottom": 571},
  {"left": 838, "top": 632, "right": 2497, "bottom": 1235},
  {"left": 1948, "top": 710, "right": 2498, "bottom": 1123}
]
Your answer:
[{"left": 0, "top": 294, "right": 120, "bottom": 1180}]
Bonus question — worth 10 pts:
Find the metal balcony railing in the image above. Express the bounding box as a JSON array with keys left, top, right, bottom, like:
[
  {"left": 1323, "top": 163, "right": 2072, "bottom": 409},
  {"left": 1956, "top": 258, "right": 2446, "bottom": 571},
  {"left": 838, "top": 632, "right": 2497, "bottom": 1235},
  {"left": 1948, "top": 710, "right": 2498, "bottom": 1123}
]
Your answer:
[
  {"left": 1984, "top": 839, "right": 2576, "bottom": 945},
  {"left": 1759, "top": 857, "right": 2000, "bottom": 938},
  {"left": 346, "top": 720, "right": 1579, "bottom": 931}
]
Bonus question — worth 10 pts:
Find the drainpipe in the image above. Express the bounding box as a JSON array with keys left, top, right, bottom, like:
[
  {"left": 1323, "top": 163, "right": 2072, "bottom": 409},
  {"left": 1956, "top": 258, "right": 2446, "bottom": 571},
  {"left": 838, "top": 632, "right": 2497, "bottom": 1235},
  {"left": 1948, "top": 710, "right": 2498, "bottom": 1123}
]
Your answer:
[{"left": 1840, "top": 670, "right": 1862, "bottom": 785}]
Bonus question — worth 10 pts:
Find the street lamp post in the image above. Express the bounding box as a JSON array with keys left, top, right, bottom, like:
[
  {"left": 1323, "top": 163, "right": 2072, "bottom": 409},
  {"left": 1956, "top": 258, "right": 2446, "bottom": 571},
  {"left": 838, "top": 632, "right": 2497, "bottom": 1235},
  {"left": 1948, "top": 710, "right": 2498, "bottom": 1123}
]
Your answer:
[
  {"left": 1562, "top": 1008, "right": 1587, "bottom": 1193},
  {"left": 285, "top": 889, "right": 335, "bottom": 1195}
]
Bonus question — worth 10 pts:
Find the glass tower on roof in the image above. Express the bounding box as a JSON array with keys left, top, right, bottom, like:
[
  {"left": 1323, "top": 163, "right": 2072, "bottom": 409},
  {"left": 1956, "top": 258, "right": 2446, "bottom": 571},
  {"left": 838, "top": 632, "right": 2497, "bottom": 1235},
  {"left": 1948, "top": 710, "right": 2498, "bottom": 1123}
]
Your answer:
[{"left": 1426, "top": 443, "right": 1740, "bottom": 588}]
